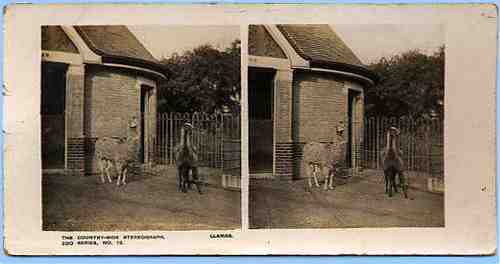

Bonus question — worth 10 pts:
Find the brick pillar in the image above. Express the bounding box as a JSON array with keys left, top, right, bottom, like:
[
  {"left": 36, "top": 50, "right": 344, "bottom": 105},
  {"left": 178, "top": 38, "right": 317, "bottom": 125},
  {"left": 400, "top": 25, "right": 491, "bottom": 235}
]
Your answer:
[
  {"left": 274, "top": 69, "right": 294, "bottom": 179},
  {"left": 65, "top": 64, "right": 85, "bottom": 175}
]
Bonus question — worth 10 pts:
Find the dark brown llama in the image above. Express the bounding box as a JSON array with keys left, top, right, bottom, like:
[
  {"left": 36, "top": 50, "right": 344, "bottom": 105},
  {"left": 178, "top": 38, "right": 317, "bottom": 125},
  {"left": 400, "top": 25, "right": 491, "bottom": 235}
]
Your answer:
[
  {"left": 381, "top": 127, "right": 408, "bottom": 198},
  {"left": 174, "top": 122, "right": 202, "bottom": 194}
]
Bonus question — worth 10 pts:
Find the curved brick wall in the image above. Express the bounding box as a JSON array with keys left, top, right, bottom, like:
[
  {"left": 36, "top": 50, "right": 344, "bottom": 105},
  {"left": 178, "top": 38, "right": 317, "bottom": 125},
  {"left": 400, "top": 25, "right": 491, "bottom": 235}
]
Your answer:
[
  {"left": 292, "top": 71, "right": 347, "bottom": 144},
  {"left": 83, "top": 65, "right": 158, "bottom": 174}
]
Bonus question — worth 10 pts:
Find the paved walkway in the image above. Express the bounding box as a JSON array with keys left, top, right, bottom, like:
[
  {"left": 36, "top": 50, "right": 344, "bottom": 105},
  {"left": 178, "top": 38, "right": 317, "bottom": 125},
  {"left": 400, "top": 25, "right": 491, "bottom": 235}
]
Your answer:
[
  {"left": 43, "top": 172, "right": 241, "bottom": 231},
  {"left": 249, "top": 174, "right": 444, "bottom": 229}
]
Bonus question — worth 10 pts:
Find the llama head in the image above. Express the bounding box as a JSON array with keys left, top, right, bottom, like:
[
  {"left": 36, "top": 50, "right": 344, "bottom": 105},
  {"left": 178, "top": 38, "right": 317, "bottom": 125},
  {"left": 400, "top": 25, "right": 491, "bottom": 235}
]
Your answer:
[
  {"left": 180, "top": 122, "right": 194, "bottom": 146},
  {"left": 336, "top": 121, "right": 345, "bottom": 137},
  {"left": 387, "top": 126, "right": 400, "bottom": 138},
  {"left": 386, "top": 127, "right": 401, "bottom": 152},
  {"left": 183, "top": 122, "right": 194, "bottom": 136}
]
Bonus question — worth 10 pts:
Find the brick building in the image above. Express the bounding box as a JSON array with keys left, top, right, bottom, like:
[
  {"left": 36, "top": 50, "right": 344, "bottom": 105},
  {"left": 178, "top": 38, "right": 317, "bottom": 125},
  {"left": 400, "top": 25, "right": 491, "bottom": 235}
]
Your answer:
[
  {"left": 41, "top": 26, "right": 167, "bottom": 175},
  {"left": 248, "top": 25, "right": 378, "bottom": 179}
]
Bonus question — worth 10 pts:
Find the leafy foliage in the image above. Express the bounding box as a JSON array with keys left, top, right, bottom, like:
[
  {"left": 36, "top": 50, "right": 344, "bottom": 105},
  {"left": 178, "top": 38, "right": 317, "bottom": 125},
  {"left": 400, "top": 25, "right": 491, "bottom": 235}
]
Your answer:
[
  {"left": 158, "top": 40, "right": 241, "bottom": 114},
  {"left": 366, "top": 46, "right": 444, "bottom": 118}
]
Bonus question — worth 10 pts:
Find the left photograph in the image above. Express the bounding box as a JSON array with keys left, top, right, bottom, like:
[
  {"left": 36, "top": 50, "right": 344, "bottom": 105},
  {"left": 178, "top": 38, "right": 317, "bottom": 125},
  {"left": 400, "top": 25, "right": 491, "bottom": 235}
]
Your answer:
[{"left": 41, "top": 25, "right": 241, "bottom": 231}]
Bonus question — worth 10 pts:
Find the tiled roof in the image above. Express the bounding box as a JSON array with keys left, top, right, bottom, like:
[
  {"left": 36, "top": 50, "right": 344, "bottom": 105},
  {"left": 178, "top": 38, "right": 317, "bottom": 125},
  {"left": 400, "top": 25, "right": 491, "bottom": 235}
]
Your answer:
[
  {"left": 277, "top": 25, "right": 377, "bottom": 83},
  {"left": 74, "top": 26, "right": 165, "bottom": 75},
  {"left": 277, "top": 24, "right": 363, "bottom": 66}
]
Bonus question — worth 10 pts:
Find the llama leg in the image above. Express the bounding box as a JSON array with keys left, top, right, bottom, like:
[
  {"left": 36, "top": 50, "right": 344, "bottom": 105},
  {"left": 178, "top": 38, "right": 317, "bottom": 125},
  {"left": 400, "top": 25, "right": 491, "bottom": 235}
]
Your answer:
[
  {"left": 313, "top": 165, "right": 320, "bottom": 188},
  {"left": 192, "top": 167, "right": 202, "bottom": 194},
  {"left": 322, "top": 167, "right": 329, "bottom": 190},
  {"left": 392, "top": 171, "right": 398, "bottom": 194},
  {"left": 179, "top": 167, "right": 185, "bottom": 192},
  {"left": 388, "top": 181, "right": 393, "bottom": 197},
  {"left": 306, "top": 164, "right": 313, "bottom": 189},
  {"left": 313, "top": 170, "right": 320, "bottom": 188},
  {"left": 181, "top": 168, "right": 186, "bottom": 192},
  {"left": 177, "top": 166, "right": 186, "bottom": 192},
  {"left": 102, "top": 160, "right": 108, "bottom": 183},
  {"left": 329, "top": 173, "right": 335, "bottom": 190},
  {"left": 328, "top": 168, "right": 335, "bottom": 190},
  {"left": 180, "top": 170, "right": 185, "bottom": 192},
  {"left": 121, "top": 167, "right": 128, "bottom": 185},
  {"left": 105, "top": 161, "right": 113, "bottom": 183},
  {"left": 116, "top": 170, "right": 121, "bottom": 186},
  {"left": 388, "top": 171, "right": 394, "bottom": 197},
  {"left": 177, "top": 167, "right": 182, "bottom": 192},
  {"left": 116, "top": 163, "right": 122, "bottom": 186},
  {"left": 186, "top": 168, "right": 191, "bottom": 192},
  {"left": 399, "top": 171, "right": 408, "bottom": 198},
  {"left": 187, "top": 169, "right": 193, "bottom": 190},
  {"left": 323, "top": 167, "right": 329, "bottom": 190},
  {"left": 182, "top": 168, "right": 188, "bottom": 193},
  {"left": 383, "top": 170, "right": 389, "bottom": 194},
  {"left": 394, "top": 173, "right": 399, "bottom": 193},
  {"left": 98, "top": 159, "right": 105, "bottom": 183}
]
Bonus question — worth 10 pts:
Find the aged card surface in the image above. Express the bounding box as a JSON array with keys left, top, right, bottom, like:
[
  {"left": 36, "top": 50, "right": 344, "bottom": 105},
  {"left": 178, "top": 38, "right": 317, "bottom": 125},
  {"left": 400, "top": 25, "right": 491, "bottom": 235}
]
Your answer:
[{"left": 3, "top": 4, "right": 497, "bottom": 255}]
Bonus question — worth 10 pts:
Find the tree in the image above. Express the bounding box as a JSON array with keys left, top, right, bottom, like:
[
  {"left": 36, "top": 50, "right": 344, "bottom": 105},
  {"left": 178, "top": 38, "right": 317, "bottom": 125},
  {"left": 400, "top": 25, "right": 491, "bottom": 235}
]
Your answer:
[
  {"left": 366, "top": 46, "right": 444, "bottom": 118},
  {"left": 158, "top": 39, "right": 241, "bottom": 114}
]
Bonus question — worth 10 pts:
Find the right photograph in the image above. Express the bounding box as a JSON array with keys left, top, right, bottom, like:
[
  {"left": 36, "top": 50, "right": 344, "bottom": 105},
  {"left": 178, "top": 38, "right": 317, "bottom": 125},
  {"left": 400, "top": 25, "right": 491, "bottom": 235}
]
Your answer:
[{"left": 248, "top": 24, "right": 444, "bottom": 229}]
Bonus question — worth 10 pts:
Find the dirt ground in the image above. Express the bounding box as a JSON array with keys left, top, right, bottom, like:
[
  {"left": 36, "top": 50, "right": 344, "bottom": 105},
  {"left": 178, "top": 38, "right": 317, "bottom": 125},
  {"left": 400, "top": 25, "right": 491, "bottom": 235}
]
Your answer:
[
  {"left": 43, "top": 171, "right": 241, "bottom": 231},
  {"left": 249, "top": 172, "right": 444, "bottom": 229}
]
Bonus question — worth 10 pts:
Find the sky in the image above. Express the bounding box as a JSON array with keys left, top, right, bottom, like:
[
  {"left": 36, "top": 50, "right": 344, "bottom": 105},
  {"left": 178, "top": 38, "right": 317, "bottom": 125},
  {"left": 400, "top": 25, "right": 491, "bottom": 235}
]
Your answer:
[
  {"left": 129, "top": 24, "right": 444, "bottom": 64},
  {"left": 129, "top": 25, "right": 240, "bottom": 60},
  {"left": 333, "top": 24, "right": 445, "bottom": 64}
]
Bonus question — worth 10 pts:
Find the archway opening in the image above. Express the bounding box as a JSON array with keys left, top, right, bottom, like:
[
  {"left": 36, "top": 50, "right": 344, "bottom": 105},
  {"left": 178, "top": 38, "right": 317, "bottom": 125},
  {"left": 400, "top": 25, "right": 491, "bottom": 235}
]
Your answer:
[
  {"left": 347, "top": 89, "right": 362, "bottom": 169},
  {"left": 41, "top": 62, "right": 67, "bottom": 170},
  {"left": 140, "top": 85, "right": 154, "bottom": 163},
  {"left": 248, "top": 67, "right": 275, "bottom": 175}
]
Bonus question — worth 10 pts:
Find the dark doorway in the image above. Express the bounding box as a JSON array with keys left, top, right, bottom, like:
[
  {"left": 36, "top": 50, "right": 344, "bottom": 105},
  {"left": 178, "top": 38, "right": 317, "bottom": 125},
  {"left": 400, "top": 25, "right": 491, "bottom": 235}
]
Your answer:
[
  {"left": 248, "top": 67, "right": 275, "bottom": 174},
  {"left": 41, "top": 62, "right": 67, "bottom": 170},
  {"left": 140, "top": 85, "right": 154, "bottom": 163},
  {"left": 346, "top": 89, "right": 361, "bottom": 168}
]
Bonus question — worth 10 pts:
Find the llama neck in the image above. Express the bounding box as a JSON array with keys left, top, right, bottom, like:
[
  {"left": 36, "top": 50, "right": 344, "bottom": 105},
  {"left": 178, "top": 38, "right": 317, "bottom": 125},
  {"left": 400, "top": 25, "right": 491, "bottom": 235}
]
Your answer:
[
  {"left": 182, "top": 129, "right": 191, "bottom": 148},
  {"left": 387, "top": 136, "right": 398, "bottom": 158},
  {"left": 385, "top": 132, "right": 390, "bottom": 153}
]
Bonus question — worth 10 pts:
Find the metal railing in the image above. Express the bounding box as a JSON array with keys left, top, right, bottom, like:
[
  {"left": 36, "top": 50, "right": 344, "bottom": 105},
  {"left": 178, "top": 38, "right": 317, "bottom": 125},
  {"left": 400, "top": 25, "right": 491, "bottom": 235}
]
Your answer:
[
  {"left": 361, "top": 116, "right": 444, "bottom": 178},
  {"left": 154, "top": 112, "right": 240, "bottom": 173}
]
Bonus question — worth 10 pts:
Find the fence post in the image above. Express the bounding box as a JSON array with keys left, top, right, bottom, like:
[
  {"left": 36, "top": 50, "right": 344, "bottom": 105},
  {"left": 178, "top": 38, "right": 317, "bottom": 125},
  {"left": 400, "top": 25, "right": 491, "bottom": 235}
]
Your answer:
[
  {"left": 162, "top": 113, "right": 168, "bottom": 164},
  {"left": 218, "top": 112, "right": 223, "bottom": 169},
  {"left": 221, "top": 113, "right": 226, "bottom": 173},
  {"left": 168, "top": 112, "right": 172, "bottom": 165},
  {"left": 376, "top": 117, "right": 380, "bottom": 169}
]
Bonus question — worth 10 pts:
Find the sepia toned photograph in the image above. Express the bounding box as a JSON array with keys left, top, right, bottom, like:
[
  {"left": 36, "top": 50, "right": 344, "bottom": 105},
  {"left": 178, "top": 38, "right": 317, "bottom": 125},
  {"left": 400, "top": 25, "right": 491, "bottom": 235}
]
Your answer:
[
  {"left": 41, "top": 25, "right": 241, "bottom": 231},
  {"left": 3, "top": 4, "right": 496, "bottom": 255},
  {"left": 248, "top": 24, "right": 445, "bottom": 229}
]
